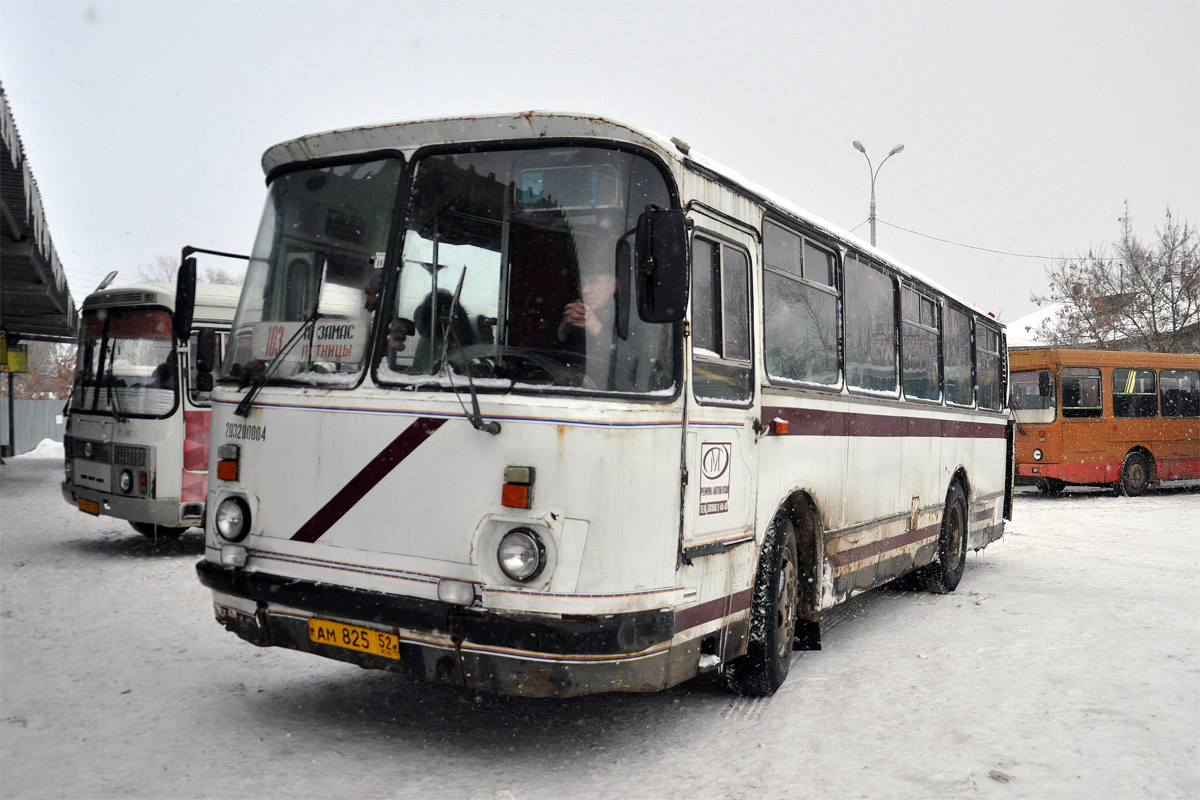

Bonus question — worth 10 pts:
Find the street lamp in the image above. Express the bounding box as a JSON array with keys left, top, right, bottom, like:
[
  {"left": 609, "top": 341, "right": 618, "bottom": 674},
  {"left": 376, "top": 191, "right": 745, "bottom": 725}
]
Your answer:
[{"left": 852, "top": 140, "right": 905, "bottom": 246}]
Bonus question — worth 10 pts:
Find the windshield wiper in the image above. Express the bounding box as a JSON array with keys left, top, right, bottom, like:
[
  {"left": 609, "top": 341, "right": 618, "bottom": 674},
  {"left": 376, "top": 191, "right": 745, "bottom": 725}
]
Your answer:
[
  {"left": 234, "top": 311, "right": 318, "bottom": 418},
  {"left": 105, "top": 373, "right": 129, "bottom": 423},
  {"left": 440, "top": 270, "right": 500, "bottom": 435},
  {"left": 1010, "top": 406, "right": 1027, "bottom": 436}
]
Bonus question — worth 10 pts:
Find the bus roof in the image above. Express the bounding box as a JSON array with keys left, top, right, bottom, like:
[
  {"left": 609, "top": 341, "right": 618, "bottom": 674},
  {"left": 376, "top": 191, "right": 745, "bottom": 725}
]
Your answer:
[
  {"left": 261, "top": 111, "right": 1003, "bottom": 329},
  {"left": 1011, "top": 348, "right": 1200, "bottom": 370},
  {"left": 81, "top": 281, "right": 239, "bottom": 325}
]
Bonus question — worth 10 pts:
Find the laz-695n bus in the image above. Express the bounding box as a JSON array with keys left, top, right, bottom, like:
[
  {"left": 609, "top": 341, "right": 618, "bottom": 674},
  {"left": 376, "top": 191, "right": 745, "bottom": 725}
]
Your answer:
[
  {"left": 193, "top": 113, "right": 1012, "bottom": 697},
  {"left": 63, "top": 252, "right": 242, "bottom": 536},
  {"left": 1010, "top": 347, "right": 1200, "bottom": 495}
]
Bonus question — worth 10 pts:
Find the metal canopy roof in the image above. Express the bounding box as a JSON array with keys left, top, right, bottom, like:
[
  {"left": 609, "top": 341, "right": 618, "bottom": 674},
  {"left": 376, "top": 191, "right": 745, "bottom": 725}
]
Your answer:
[{"left": 1, "top": 83, "right": 77, "bottom": 343}]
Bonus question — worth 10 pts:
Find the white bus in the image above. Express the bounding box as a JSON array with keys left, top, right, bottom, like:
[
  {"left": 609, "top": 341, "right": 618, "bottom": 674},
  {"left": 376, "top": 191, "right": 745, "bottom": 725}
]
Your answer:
[
  {"left": 63, "top": 261, "right": 241, "bottom": 536},
  {"left": 195, "top": 113, "right": 1012, "bottom": 697}
]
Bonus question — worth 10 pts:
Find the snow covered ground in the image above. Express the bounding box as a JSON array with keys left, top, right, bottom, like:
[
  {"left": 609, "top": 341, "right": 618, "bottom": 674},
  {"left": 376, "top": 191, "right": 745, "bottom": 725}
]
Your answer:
[{"left": 2, "top": 441, "right": 1197, "bottom": 799}]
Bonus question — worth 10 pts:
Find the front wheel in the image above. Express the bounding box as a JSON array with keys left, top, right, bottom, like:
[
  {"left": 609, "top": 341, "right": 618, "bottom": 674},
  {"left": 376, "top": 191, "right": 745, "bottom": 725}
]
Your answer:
[
  {"left": 919, "top": 482, "right": 968, "bottom": 594},
  {"left": 725, "top": 512, "right": 799, "bottom": 697},
  {"left": 1117, "top": 452, "right": 1151, "bottom": 497}
]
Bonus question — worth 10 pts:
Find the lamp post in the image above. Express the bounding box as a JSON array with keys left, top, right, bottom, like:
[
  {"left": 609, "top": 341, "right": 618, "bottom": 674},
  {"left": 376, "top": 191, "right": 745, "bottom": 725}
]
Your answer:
[{"left": 852, "top": 140, "right": 905, "bottom": 246}]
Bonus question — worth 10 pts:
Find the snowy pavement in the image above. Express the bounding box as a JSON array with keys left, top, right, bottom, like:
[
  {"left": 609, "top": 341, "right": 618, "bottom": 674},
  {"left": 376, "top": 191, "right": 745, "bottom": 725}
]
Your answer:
[{"left": 2, "top": 441, "right": 1197, "bottom": 799}]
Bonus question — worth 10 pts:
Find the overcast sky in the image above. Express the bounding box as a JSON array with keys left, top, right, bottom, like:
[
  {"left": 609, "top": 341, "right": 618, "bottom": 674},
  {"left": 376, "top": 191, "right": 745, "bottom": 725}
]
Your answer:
[{"left": 2, "top": 0, "right": 1197, "bottom": 324}]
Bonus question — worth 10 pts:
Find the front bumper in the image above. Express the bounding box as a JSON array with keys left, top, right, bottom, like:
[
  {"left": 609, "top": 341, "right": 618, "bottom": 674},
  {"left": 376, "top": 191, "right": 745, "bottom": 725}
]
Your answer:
[
  {"left": 62, "top": 481, "right": 190, "bottom": 527},
  {"left": 196, "top": 559, "right": 682, "bottom": 697}
]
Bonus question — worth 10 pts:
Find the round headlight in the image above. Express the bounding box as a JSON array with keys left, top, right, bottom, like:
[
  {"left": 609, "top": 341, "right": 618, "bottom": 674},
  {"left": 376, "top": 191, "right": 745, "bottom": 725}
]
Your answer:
[
  {"left": 1033, "top": 448, "right": 1043, "bottom": 461},
  {"left": 497, "top": 528, "right": 545, "bottom": 582},
  {"left": 119, "top": 469, "right": 134, "bottom": 493},
  {"left": 215, "top": 497, "right": 250, "bottom": 542}
]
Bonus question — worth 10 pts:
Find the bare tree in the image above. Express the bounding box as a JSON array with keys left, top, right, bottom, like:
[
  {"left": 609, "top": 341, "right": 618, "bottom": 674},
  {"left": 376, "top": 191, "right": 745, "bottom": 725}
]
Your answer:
[
  {"left": 1032, "top": 205, "right": 1200, "bottom": 353},
  {"left": 136, "top": 254, "right": 179, "bottom": 283},
  {"left": 0, "top": 342, "right": 76, "bottom": 400},
  {"left": 203, "top": 266, "right": 243, "bottom": 285}
]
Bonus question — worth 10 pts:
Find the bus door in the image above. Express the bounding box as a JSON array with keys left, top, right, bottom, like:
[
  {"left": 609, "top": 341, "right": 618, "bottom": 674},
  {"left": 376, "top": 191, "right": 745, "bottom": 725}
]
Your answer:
[
  {"left": 681, "top": 213, "right": 758, "bottom": 561},
  {"left": 1059, "top": 365, "right": 1108, "bottom": 481}
]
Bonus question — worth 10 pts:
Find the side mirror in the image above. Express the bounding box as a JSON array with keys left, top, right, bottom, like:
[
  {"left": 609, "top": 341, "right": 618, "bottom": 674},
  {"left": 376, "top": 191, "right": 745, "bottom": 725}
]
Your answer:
[
  {"left": 1038, "top": 371, "right": 1052, "bottom": 397},
  {"left": 195, "top": 372, "right": 214, "bottom": 392},
  {"left": 174, "top": 253, "right": 197, "bottom": 343},
  {"left": 196, "top": 328, "right": 217, "bottom": 373},
  {"left": 635, "top": 207, "right": 689, "bottom": 323}
]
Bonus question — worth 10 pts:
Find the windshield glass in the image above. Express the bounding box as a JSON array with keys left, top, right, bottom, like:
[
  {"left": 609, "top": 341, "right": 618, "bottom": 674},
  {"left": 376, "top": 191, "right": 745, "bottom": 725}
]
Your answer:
[
  {"left": 379, "top": 146, "right": 676, "bottom": 396},
  {"left": 1010, "top": 369, "right": 1056, "bottom": 423},
  {"left": 220, "top": 158, "right": 404, "bottom": 385},
  {"left": 70, "top": 308, "right": 177, "bottom": 418}
]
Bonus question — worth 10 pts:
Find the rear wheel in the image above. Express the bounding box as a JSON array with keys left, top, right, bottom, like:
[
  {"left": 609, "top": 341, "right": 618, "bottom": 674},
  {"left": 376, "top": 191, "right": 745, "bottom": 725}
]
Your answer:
[
  {"left": 920, "top": 483, "right": 968, "bottom": 594},
  {"left": 129, "top": 521, "right": 186, "bottom": 538},
  {"left": 1117, "top": 452, "right": 1151, "bottom": 497},
  {"left": 726, "top": 512, "right": 799, "bottom": 697}
]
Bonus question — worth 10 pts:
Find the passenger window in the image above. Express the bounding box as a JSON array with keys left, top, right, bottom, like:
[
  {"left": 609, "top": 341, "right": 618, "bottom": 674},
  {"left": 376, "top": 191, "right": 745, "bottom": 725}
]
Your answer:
[
  {"left": 975, "top": 323, "right": 1002, "bottom": 411},
  {"left": 845, "top": 255, "right": 897, "bottom": 394},
  {"left": 1062, "top": 367, "right": 1102, "bottom": 418},
  {"left": 901, "top": 286, "right": 940, "bottom": 401},
  {"left": 691, "top": 235, "right": 752, "bottom": 403},
  {"left": 944, "top": 306, "right": 974, "bottom": 406},
  {"left": 1160, "top": 369, "right": 1200, "bottom": 417},
  {"left": 763, "top": 222, "right": 839, "bottom": 388},
  {"left": 1112, "top": 368, "right": 1158, "bottom": 418}
]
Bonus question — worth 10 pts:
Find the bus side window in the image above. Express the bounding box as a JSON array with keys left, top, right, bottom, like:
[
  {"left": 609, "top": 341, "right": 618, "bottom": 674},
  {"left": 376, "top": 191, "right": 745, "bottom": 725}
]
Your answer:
[
  {"left": 944, "top": 305, "right": 974, "bottom": 407},
  {"left": 691, "top": 235, "right": 752, "bottom": 403},
  {"left": 762, "top": 221, "right": 839, "bottom": 388},
  {"left": 1062, "top": 366, "right": 1102, "bottom": 418},
  {"left": 1112, "top": 367, "right": 1158, "bottom": 418},
  {"left": 1160, "top": 369, "right": 1200, "bottom": 418}
]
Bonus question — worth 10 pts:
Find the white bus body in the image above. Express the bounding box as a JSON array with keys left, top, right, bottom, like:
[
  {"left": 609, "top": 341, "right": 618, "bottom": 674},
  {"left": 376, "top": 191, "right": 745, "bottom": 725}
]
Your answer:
[
  {"left": 198, "top": 113, "right": 1012, "bottom": 697},
  {"left": 63, "top": 282, "right": 239, "bottom": 536}
]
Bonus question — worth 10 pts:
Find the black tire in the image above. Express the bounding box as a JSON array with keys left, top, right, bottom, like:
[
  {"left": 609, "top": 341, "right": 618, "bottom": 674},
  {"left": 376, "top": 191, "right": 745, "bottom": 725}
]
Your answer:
[
  {"left": 129, "top": 521, "right": 185, "bottom": 539},
  {"left": 1117, "top": 452, "right": 1151, "bottom": 497},
  {"left": 726, "top": 512, "right": 799, "bottom": 697},
  {"left": 920, "top": 483, "right": 968, "bottom": 594},
  {"left": 1038, "top": 478, "right": 1065, "bottom": 495}
]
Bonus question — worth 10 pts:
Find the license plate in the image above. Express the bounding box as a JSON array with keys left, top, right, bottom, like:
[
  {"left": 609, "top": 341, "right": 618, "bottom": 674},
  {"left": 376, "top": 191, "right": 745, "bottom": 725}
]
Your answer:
[
  {"left": 77, "top": 498, "right": 100, "bottom": 516},
  {"left": 308, "top": 618, "right": 400, "bottom": 660}
]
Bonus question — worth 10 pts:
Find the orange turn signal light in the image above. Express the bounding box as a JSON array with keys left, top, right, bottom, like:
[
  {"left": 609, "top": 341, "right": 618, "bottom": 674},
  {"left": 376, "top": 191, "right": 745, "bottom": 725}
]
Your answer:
[
  {"left": 772, "top": 418, "right": 789, "bottom": 435},
  {"left": 217, "top": 460, "right": 239, "bottom": 482},
  {"left": 502, "top": 483, "right": 531, "bottom": 509}
]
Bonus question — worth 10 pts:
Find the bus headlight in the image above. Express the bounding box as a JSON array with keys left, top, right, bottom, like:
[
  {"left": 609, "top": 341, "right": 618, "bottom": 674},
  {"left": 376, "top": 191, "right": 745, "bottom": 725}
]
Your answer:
[
  {"left": 119, "top": 469, "right": 134, "bottom": 494},
  {"left": 1033, "top": 449, "right": 1043, "bottom": 461},
  {"left": 215, "top": 497, "right": 251, "bottom": 542},
  {"left": 497, "top": 527, "right": 545, "bottom": 582}
]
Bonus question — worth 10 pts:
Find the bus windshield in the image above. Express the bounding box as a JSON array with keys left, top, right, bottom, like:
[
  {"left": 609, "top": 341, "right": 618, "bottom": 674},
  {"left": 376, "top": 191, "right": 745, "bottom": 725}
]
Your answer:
[
  {"left": 1009, "top": 369, "right": 1057, "bottom": 423},
  {"left": 379, "top": 146, "right": 676, "bottom": 396},
  {"left": 220, "top": 158, "right": 405, "bottom": 386},
  {"left": 71, "top": 308, "right": 177, "bottom": 418}
]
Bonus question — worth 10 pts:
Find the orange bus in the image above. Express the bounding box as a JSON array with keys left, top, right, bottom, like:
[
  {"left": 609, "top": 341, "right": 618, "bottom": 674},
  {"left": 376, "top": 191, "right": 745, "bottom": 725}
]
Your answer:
[{"left": 1009, "top": 348, "right": 1200, "bottom": 495}]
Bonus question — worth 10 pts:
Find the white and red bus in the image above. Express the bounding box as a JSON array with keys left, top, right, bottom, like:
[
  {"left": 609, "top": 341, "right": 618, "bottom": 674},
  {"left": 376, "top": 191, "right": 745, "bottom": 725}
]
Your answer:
[
  {"left": 195, "top": 113, "right": 1012, "bottom": 697},
  {"left": 63, "top": 257, "right": 241, "bottom": 536}
]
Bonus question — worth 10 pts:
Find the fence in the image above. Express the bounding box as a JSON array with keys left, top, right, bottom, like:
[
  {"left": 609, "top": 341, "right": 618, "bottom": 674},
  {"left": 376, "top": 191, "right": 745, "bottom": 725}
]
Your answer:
[{"left": 1, "top": 399, "right": 66, "bottom": 457}]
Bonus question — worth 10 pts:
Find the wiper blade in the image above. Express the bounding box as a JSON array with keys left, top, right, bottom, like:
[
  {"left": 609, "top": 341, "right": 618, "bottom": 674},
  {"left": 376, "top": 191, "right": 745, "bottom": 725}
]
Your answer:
[
  {"left": 234, "top": 313, "right": 318, "bottom": 417},
  {"left": 441, "top": 270, "right": 499, "bottom": 435}
]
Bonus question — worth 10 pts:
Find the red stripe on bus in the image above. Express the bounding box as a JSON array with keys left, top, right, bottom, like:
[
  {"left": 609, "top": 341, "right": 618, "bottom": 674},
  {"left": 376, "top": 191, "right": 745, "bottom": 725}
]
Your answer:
[
  {"left": 828, "top": 522, "right": 940, "bottom": 569},
  {"left": 290, "top": 417, "right": 446, "bottom": 543},
  {"left": 674, "top": 589, "right": 753, "bottom": 633},
  {"left": 761, "top": 406, "right": 1006, "bottom": 439}
]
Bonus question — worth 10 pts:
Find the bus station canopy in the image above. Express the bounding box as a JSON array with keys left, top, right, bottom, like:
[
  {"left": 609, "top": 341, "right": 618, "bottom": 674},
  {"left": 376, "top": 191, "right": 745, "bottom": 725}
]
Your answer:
[{"left": 1, "top": 83, "right": 77, "bottom": 343}]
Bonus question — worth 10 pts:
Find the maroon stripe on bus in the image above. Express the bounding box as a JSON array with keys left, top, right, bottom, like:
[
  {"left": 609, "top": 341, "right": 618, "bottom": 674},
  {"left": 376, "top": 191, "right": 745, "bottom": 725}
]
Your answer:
[
  {"left": 970, "top": 507, "right": 995, "bottom": 523},
  {"left": 675, "top": 588, "right": 753, "bottom": 634},
  {"left": 762, "top": 405, "right": 1007, "bottom": 439},
  {"left": 290, "top": 417, "right": 447, "bottom": 543},
  {"left": 828, "top": 522, "right": 940, "bottom": 569}
]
